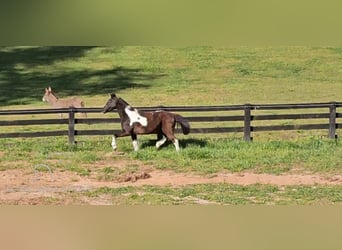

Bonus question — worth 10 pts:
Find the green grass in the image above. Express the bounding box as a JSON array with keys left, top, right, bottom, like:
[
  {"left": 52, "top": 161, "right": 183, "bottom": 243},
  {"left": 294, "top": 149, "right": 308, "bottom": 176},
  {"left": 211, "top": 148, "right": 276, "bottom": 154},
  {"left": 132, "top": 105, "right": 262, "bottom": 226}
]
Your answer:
[
  {"left": 83, "top": 184, "right": 342, "bottom": 205},
  {"left": 0, "top": 137, "right": 110, "bottom": 172},
  {"left": 1, "top": 46, "right": 342, "bottom": 108},
  {"left": 128, "top": 136, "right": 342, "bottom": 175},
  {"left": 1, "top": 136, "right": 341, "bottom": 176}
]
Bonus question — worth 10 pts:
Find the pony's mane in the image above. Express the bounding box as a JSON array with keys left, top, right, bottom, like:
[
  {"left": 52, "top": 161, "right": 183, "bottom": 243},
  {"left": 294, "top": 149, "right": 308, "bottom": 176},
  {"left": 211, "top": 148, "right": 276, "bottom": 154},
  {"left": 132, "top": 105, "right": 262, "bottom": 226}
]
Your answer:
[
  {"left": 118, "top": 97, "right": 130, "bottom": 107},
  {"left": 46, "top": 88, "right": 59, "bottom": 99},
  {"left": 50, "top": 90, "right": 59, "bottom": 99}
]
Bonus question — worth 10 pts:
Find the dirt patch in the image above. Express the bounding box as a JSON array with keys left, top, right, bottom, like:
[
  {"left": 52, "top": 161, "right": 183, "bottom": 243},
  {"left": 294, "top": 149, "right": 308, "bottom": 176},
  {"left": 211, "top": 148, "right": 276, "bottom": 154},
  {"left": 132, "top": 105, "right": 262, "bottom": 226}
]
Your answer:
[
  {"left": 127, "top": 170, "right": 342, "bottom": 187},
  {"left": 118, "top": 172, "right": 151, "bottom": 183},
  {"left": 1, "top": 166, "right": 342, "bottom": 205}
]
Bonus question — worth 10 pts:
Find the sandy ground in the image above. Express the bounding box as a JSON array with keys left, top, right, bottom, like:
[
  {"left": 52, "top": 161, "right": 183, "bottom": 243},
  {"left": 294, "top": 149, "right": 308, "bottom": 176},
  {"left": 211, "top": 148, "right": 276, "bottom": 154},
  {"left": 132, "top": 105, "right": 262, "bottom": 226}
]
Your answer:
[{"left": 1, "top": 163, "right": 342, "bottom": 204}]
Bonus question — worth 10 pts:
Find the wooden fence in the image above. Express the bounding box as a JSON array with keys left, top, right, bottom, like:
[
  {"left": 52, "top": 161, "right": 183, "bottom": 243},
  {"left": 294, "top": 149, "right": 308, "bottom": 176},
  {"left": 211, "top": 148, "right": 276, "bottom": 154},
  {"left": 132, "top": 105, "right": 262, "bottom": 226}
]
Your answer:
[{"left": 0, "top": 102, "right": 341, "bottom": 143}]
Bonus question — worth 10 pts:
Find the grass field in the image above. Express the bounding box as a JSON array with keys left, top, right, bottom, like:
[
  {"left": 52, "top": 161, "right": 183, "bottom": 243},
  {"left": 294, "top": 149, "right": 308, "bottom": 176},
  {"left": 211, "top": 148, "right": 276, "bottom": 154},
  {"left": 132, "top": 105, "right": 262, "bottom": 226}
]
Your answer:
[
  {"left": 82, "top": 184, "right": 342, "bottom": 205},
  {"left": 0, "top": 46, "right": 342, "bottom": 204},
  {"left": 1, "top": 46, "right": 342, "bottom": 107}
]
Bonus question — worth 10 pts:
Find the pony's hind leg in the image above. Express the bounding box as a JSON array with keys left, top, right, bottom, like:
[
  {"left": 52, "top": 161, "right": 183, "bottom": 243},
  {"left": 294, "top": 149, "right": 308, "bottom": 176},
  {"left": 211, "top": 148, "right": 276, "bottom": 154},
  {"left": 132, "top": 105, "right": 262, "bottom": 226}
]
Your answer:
[
  {"left": 162, "top": 124, "right": 180, "bottom": 152},
  {"left": 165, "top": 135, "right": 180, "bottom": 151},
  {"left": 173, "top": 138, "right": 180, "bottom": 152},
  {"left": 156, "top": 136, "right": 167, "bottom": 149},
  {"left": 131, "top": 133, "right": 139, "bottom": 152},
  {"left": 156, "top": 132, "right": 167, "bottom": 149}
]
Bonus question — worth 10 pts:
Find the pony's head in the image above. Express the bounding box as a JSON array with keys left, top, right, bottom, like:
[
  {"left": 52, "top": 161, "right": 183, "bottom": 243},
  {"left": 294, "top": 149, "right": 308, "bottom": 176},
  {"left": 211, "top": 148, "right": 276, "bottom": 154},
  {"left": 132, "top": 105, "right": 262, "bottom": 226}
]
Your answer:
[
  {"left": 103, "top": 93, "right": 119, "bottom": 113},
  {"left": 42, "top": 87, "right": 53, "bottom": 102}
]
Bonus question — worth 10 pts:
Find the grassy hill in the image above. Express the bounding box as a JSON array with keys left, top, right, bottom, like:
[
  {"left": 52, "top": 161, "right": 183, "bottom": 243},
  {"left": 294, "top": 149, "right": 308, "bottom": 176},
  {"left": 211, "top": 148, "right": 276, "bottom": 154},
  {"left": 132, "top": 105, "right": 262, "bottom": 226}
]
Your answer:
[{"left": 1, "top": 46, "right": 341, "bottom": 108}]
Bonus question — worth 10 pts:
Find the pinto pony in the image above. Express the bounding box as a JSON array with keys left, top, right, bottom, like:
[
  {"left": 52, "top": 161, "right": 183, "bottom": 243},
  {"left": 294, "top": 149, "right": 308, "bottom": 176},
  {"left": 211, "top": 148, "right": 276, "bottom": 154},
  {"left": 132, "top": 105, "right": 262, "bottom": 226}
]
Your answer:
[{"left": 103, "top": 93, "right": 190, "bottom": 152}]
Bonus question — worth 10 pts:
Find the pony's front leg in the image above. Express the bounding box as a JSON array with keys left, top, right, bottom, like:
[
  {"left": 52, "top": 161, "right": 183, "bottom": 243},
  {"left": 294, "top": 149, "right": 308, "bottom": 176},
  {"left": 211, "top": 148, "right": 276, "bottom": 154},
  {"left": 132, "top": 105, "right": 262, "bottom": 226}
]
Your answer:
[
  {"left": 111, "top": 136, "right": 117, "bottom": 150},
  {"left": 112, "top": 130, "right": 130, "bottom": 151}
]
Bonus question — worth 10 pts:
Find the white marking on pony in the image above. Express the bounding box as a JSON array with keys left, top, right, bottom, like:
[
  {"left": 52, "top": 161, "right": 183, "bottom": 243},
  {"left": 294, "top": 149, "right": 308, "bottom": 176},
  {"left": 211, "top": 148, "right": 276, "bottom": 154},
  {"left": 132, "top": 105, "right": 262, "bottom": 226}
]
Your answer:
[
  {"left": 111, "top": 136, "right": 117, "bottom": 150},
  {"left": 156, "top": 136, "right": 167, "bottom": 149},
  {"left": 173, "top": 139, "right": 180, "bottom": 152},
  {"left": 132, "top": 140, "right": 139, "bottom": 151},
  {"left": 124, "top": 106, "right": 148, "bottom": 127}
]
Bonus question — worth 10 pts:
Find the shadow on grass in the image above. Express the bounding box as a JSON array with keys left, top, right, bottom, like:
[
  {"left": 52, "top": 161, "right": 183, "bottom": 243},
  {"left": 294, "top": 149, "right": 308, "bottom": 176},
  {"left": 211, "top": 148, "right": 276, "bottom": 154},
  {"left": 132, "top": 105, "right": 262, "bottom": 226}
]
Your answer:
[
  {"left": 140, "top": 138, "right": 208, "bottom": 150},
  {"left": 0, "top": 46, "right": 162, "bottom": 106}
]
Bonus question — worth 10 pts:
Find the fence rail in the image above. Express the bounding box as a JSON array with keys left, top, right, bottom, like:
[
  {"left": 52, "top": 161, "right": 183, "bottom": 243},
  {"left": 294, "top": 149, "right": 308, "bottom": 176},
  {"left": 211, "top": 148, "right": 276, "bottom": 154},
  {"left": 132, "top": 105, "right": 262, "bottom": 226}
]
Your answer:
[{"left": 0, "top": 102, "right": 341, "bottom": 143}]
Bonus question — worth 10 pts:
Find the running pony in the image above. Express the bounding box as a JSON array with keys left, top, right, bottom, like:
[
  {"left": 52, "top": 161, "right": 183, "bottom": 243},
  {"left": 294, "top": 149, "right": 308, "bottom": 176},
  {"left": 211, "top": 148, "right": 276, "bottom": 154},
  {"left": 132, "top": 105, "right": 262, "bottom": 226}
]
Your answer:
[{"left": 103, "top": 93, "right": 190, "bottom": 152}]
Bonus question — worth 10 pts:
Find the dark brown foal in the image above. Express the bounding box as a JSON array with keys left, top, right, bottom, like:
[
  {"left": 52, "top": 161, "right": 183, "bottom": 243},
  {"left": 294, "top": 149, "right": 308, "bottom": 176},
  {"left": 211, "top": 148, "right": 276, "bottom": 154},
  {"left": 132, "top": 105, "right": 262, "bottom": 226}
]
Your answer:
[{"left": 103, "top": 93, "right": 190, "bottom": 151}]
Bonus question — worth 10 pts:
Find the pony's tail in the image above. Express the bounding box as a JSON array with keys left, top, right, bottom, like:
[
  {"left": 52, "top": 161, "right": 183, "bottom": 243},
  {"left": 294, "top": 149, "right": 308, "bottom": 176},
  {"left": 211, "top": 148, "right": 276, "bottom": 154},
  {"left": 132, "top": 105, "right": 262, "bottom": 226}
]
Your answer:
[
  {"left": 81, "top": 100, "right": 85, "bottom": 108},
  {"left": 81, "top": 100, "right": 87, "bottom": 118},
  {"left": 175, "top": 114, "right": 190, "bottom": 135}
]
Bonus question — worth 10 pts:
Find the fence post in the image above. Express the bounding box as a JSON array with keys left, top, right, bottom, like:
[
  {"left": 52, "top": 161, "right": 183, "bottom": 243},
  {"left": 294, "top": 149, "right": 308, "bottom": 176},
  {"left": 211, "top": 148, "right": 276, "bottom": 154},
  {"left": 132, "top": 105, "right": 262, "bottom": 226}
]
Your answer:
[
  {"left": 68, "top": 108, "right": 75, "bottom": 144},
  {"left": 329, "top": 102, "right": 337, "bottom": 139},
  {"left": 244, "top": 104, "right": 252, "bottom": 141}
]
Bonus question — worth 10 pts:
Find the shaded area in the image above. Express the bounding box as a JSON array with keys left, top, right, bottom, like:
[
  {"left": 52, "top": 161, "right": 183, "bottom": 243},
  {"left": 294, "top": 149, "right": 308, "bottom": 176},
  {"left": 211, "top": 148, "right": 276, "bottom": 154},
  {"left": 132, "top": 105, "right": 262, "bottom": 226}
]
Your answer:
[
  {"left": 179, "top": 138, "right": 208, "bottom": 148},
  {"left": 0, "top": 46, "right": 159, "bottom": 106},
  {"left": 140, "top": 138, "right": 208, "bottom": 149}
]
